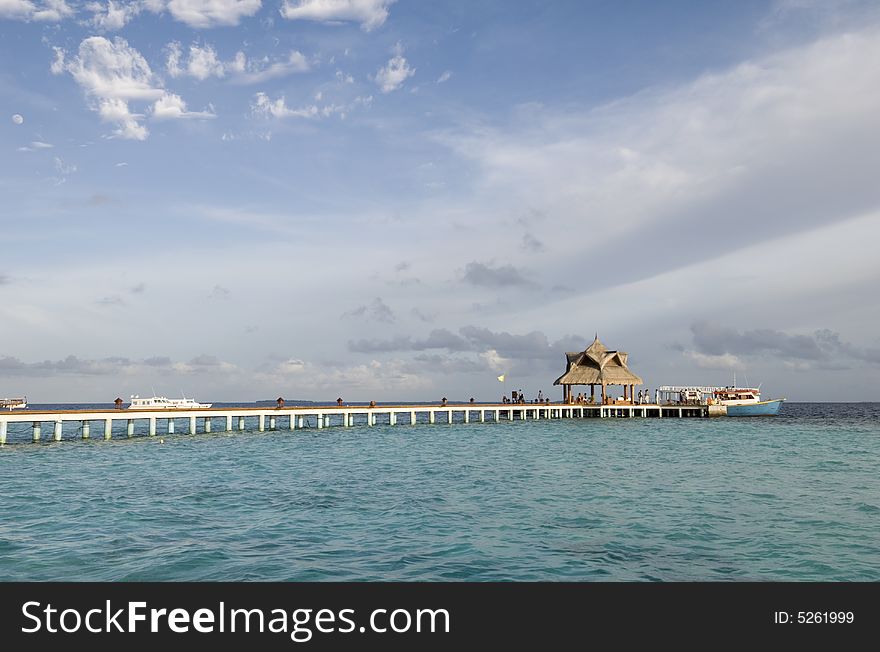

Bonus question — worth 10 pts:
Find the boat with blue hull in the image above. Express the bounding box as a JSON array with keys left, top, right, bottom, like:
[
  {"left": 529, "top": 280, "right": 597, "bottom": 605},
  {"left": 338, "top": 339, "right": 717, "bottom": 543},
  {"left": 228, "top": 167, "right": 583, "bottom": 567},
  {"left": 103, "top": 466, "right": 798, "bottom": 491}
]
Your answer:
[{"left": 713, "top": 387, "right": 785, "bottom": 416}]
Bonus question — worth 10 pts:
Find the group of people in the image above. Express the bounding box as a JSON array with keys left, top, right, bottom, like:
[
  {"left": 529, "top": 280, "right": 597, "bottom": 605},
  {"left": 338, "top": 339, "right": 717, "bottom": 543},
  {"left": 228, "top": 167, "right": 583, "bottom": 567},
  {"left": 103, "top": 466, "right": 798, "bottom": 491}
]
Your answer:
[
  {"left": 569, "top": 388, "right": 660, "bottom": 405},
  {"left": 501, "top": 389, "right": 547, "bottom": 405}
]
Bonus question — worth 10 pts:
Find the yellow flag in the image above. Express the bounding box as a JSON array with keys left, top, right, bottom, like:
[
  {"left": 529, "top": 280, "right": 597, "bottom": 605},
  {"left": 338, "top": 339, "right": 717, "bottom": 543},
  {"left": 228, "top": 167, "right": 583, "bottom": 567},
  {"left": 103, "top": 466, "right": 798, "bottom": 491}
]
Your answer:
[{"left": 497, "top": 375, "right": 505, "bottom": 382}]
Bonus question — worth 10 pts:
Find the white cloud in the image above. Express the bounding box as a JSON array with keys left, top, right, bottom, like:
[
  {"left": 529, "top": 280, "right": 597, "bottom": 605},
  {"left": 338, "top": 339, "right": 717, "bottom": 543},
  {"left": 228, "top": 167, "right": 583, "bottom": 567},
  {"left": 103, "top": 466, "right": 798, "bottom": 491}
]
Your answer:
[
  {"left": 87, "top": 1, "right": 143, "bottom": 30},
  {"left": 53, "top": 36, "right": 207, "bottom": 140},
  {"left": 183, "top": 43, "right": 225, "bottom": 79},
  {"left": 437, "top": 28, "right": 880, "bottom": 292},
  {"left": 279, "top": 0, "right": 396, "bottom": 31},
  {"left": 231, "top": 50, "right": 309, "bottom": 84},
  {"left": 11, "top": 113, "right": 24, "bottom": 124},
  {"left": 374, "top": 43, "right": 414, "bottom": 93},
  {"left": 436, "top": 70, "right": 452, "bottom": 83},
  {"left": 164, "top": 0, "right": 262, "bottom": 28},
  {"left": 17, "top": 140, "right": 54, "bottom": 152},
  {"left": 251, "top": 91, "right": 370, "bottom": 120},
  {"left": 684, "top": 350, "right": 743, "bottom": 370},
  {"left": 0, "top": 0, "right": 73, "bottom": 21},
  {"left": 152, "top": 92, "right": 216, "bottom": 120},
  {"left": 166, "top": 43, "right": 306, "bottom": 83},
  {"left": 97, "top": 97, "right": 149, "bottom": 140}
]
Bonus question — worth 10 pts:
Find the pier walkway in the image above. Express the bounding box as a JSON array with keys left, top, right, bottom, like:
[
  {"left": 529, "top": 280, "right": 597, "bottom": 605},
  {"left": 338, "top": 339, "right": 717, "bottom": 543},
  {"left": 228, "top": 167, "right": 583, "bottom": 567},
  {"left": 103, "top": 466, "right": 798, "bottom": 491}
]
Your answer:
[{"left": 0, "top": 403, "right": 709, "bottom": 444}]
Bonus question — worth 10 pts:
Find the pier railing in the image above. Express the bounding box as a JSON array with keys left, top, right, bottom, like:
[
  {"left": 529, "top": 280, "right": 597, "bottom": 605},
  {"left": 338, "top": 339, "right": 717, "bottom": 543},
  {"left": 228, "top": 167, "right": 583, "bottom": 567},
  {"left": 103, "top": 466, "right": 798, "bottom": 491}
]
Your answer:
[{"left": 0, "top": 403, "right": 710, "bottom": 445}]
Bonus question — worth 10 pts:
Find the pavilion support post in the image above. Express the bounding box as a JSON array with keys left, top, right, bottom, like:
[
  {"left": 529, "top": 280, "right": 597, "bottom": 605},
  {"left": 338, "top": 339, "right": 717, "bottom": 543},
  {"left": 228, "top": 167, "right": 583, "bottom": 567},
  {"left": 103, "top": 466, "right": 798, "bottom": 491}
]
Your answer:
[
  {"left": 601, "top": 383, "right": 607, "bottom": 405},
  {"left": 591, "top": 384, "right": 595, "bottom": 401},
  {"left": 623, "top": 385, "right": 628, "bottom": 401}
]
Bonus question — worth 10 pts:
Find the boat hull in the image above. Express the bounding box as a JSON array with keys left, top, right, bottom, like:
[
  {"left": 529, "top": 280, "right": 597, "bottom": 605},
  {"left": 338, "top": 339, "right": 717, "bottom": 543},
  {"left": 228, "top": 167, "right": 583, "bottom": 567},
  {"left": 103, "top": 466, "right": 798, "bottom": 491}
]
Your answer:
[{"left": 725, "top": 399, "right": 785, "bottom": 416}]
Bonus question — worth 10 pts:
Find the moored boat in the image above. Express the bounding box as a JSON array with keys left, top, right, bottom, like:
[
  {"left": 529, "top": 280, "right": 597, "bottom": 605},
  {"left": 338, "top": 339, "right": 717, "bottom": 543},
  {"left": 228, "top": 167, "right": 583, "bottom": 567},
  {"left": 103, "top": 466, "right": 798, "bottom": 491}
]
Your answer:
[
  {"left": 712, "top": 387, "right": 784, "bottom": 416},
  {"left": 1, "top": 397, "right": 27, "bottom": 410},
  {"left": 128, "top": 395, "right": 212, "bottom": 410}
]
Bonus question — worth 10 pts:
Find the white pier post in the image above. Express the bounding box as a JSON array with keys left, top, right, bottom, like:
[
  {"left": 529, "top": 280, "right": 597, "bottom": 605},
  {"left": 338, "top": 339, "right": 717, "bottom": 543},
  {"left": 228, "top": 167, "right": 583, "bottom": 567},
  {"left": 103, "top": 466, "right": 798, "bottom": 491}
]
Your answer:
[
  {"left": 238, "top": 416, "right": 245, "bottom": 431},
  {"left": 429, "top": 410, "right": 435, "bottom": 424},
  {"left": 189, "top": 416, "right": 197, "bottom": 435},
  {"left": 269, "top": 416, "right": 276, "bottom": 430},
  {"left": 82, "top": 421, "right": 90, "bottom": 439},
  {"left": 410, "top": 411, "right": 416, "bottom": 425},
  {"left": 495, "top": 410, "right": 499, "bottom": 422},
  {"left": 317, "top": 414, "right": 323, "bottom": 429},
  {"left": 480, "top": 410, "right": 485, "bottom": 423},
  {"left": 167, "top": 419, "right": 175, "bottom": 434},
  {"left": 390, "top": 412, "right": 396, "bottom": 426},
  {"left": 127, "top": 419, "right": 134, "bottom": 437},
  {"left": 32, "top": 422, "right": 41, "bottom": 442},
  {"left": 464, "top": 410, "right": 469, "bottom": 424},
  {"left": 205, "top": 417, "right": 212, "bottom": 433},
  {"left": 0, "top": 421, "right": 6, "bottom": 445},
  {"left": 291, "top": 414, "right": 297, "bottom": 430},
  {"left": 225, "top": 415, "right": 232, "bottom": 432},
  {"left": 367, "top": 412, "right": 373, "bottom": 427},
  {"left": 448, "top": 410, "right": 453, "bottom": 424},
  {"left": 258, "top": 414, "right": 265, "bottom": 432},
  {"left": 148, "top": 417, "right": 156, "bottom": 436},
  {"left": 51, "top": 421, "right": 62, "bottom": 441},
  {"left": 104, "top": 419, "right": 112, "bottom": 440}
]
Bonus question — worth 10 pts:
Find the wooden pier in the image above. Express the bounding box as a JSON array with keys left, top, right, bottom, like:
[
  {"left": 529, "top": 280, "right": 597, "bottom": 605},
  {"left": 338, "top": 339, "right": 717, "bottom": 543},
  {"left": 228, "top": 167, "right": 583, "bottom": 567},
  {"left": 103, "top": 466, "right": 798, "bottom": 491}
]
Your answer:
[{"left": 0, "top": 402, "right": 709, "bottom": 445}]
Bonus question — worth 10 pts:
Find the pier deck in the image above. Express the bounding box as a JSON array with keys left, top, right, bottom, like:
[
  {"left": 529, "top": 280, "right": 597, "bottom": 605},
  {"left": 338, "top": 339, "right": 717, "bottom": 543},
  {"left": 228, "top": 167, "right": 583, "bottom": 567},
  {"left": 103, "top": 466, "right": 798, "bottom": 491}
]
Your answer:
[{"left": 0, "top": 402, "right": 709, "bottom": 445}]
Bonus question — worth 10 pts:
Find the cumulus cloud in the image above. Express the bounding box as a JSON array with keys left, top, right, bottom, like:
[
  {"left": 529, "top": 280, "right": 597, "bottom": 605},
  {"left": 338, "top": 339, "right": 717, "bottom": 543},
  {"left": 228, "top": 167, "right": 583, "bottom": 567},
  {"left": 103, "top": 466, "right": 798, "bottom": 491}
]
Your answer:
[
  {"left": 86, "top": 1, "right": 143, "bottom": 30},
  {"left": 152, "top": 92, "right": 216, "bottom": 119},
  {"left": 279, "top": 0, "right": 396, "bottom": 31},
  {"left": 11, "top": 113, "right": 24, "bottom": 125},
  {"left": 166, "top": 42, "right": 226, "bottom": 79},
  {"left": 0, "top": 0, "right": 73, "bottom": 21},
  {"left": 436, "top": 70, "right": 451, "bottom": 83},
  {"left": 52, "top": 37, "right": 214, "bottom": 139},
  {"left": 461, "top": 261, "right": 535, "bottom": 288},
  {"left": 374, "top": 43, "right": 414, "bottom": 92}
]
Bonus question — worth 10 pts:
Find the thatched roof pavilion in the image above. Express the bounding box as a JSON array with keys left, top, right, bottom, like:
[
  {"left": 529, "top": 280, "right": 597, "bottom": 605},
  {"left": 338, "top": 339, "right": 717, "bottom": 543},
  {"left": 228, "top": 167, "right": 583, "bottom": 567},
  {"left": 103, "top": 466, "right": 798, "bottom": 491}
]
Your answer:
[{"left": 553, "top": 335, "right": 643, "bottom": 404}]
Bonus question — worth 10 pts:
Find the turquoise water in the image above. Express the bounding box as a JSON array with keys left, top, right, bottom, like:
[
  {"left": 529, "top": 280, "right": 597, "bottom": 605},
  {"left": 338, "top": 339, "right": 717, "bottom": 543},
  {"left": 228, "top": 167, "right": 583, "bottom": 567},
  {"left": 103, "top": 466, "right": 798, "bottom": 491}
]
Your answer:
[{"left": 1, "top": 403, "right": 878, "bottom": 581}]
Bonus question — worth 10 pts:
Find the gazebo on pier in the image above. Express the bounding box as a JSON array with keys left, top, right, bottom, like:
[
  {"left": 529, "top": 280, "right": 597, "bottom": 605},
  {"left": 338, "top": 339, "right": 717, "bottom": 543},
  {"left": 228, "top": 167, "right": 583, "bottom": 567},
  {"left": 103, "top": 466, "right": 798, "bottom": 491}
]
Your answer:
[{"left": 553, "top": 335, "right": 643, "bottom": 404}]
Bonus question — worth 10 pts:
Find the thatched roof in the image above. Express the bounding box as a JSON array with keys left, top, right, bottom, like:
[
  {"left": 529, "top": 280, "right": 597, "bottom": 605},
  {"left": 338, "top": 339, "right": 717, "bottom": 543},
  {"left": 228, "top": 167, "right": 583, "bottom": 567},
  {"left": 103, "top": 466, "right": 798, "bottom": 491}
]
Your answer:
[{"left": 553, "top": 335, "right": 643, "bottom": 386}]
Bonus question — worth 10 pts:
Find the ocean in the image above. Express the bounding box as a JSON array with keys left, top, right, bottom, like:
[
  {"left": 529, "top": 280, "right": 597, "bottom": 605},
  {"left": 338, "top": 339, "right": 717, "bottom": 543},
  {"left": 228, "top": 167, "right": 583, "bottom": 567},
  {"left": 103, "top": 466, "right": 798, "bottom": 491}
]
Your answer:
[{"left": 0, "top": 402, "right": 877, "bottom": 581}]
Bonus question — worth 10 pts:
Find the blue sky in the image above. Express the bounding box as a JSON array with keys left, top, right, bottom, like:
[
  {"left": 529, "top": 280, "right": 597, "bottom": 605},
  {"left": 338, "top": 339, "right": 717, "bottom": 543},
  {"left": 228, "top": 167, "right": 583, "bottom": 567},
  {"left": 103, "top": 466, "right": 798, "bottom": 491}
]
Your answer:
[{"left": 2, "top": 0, "right": 880, "bottom": 402}]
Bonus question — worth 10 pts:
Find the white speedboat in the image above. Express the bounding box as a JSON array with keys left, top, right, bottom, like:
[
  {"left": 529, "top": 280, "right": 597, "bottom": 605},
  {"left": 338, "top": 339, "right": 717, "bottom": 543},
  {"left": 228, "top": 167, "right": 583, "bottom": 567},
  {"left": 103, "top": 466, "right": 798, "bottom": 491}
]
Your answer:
[
  {"left": 1, "top": 397, "right": 27, "bottom": 410},
  {"left": 128, "top": 395, "right": 212, "bottom": 410},
  {"left": 712, "top": 387, "right": 784, "bottom": 416}
]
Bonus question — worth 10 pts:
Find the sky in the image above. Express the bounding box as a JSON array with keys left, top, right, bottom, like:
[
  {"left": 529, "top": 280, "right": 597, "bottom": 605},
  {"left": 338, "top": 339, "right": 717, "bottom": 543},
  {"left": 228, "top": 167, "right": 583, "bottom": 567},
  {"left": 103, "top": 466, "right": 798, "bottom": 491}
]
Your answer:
[{"left": 1, "top": 0, "right": 879, "bottom": 402}]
